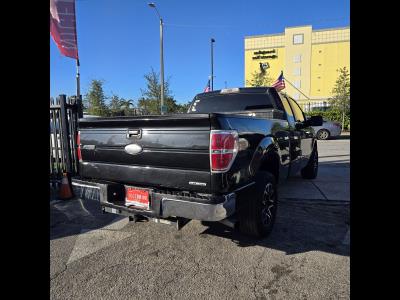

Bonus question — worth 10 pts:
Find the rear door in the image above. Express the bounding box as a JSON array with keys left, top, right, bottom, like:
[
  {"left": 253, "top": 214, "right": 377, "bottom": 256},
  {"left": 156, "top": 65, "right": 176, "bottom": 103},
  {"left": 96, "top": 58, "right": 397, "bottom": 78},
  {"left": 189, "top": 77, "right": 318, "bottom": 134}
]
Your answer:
[
  {"left": 287, "top": 97, "right": 314, "bottom": 169},
  {"left": 278, "top": 94, "right": 303, "bottom": 176}
]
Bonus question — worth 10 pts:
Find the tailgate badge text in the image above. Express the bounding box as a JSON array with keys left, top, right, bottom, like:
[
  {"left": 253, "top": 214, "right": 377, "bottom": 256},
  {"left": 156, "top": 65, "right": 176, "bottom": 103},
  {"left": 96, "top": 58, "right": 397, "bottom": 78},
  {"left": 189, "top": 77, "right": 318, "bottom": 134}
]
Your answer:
[{"left": 189, "top": 181, "right": 207, "bottom": 186}]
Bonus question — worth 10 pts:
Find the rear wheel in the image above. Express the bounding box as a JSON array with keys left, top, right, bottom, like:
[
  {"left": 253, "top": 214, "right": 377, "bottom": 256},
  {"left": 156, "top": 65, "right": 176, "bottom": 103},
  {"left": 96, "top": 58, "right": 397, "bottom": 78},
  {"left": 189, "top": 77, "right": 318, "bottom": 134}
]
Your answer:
[
  {"left": 200, "top": 221, "right": 213, "bottom": 227},
  {"left": 301, "top": 147, "right": 318, "bottom": 179},
  {"left": 237, "top": 171, "right": 278, "bottom": 238},
  {"left": 317, "top": 129, "right": 330, "bottom": 140}
]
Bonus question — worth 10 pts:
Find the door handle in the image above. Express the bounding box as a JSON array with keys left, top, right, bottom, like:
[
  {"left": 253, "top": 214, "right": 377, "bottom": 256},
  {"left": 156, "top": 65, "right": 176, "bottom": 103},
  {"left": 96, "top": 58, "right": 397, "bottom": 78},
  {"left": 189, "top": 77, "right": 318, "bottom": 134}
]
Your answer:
[{"left": 126, "top": 129, "right": 142, "bottom": 139}]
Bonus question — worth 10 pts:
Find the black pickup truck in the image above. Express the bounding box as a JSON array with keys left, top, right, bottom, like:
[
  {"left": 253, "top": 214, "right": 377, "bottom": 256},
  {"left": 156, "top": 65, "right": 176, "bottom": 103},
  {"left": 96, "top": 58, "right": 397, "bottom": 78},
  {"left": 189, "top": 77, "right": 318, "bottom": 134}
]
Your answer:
[{"left": 72, "top": 87, "right": 322, "bottom": 238}]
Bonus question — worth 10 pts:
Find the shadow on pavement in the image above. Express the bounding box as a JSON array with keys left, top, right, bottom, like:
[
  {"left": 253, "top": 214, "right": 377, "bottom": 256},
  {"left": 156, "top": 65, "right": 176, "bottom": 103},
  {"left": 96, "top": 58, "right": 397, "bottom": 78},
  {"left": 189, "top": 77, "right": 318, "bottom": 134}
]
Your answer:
[
  {"left": 319, "top": 160, "right": 350, "bottom": 168},
  {"left": 50, "top": 197, "right": 122, "bottom": 240},
  {"left": 200, "top": 199, "right": 350, "bottom": 256},
  {"left": 51, "top": 194, "right": 350, "bottom": 257},
  {"left": 319, "top": 154, "right": 349, "bottom": 158},
  {"left": 329, "top": 134, "right": 350, "bottom": 140}
]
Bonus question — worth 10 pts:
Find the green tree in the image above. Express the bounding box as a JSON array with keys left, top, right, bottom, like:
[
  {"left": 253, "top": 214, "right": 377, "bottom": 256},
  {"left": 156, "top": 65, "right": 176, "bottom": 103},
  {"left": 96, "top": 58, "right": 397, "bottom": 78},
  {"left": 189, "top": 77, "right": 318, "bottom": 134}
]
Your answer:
[
  {"left": 108, "top": 95, "right": 135, "bottom": 116},
  {"left": 81, "top": 97, "right": 89, "bottom": 111},
  {"left": 175, "top": 101, "right": 192, "bottom": 113},
  {"left": 138, "top": 68, "right": 179, "bottom": 114},
  {"left": 108, "top": 94, "right": 123, "bottom": 116},
  {"left": 120, "top": 99, "right": 135, "bottom": 116},
  {"left": 84, "top": 80, "right": 108, "bottom": 116},
  {"left": 330, "top": 67, "right": 350, "bottom": 129},
  {"left": 246, "top": 70, "right": 273, "bottom": 87}
]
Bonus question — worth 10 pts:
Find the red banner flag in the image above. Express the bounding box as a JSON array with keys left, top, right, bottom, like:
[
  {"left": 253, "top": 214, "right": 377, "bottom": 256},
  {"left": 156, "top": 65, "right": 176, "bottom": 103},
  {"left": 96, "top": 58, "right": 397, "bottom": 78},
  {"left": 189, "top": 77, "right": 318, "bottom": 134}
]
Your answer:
[{"left": 50, "top": 0, "right": 79, "bottom": 59}]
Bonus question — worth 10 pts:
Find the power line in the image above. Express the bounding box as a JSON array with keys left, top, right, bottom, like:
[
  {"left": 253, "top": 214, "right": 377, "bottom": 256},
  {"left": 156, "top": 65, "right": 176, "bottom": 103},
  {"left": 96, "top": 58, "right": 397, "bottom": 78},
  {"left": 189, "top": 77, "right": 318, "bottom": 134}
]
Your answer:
[
  {"left": 163, "top": 23, "right": 239, "bottom": 30},
  {"left": 285, "top": 17, "right": 348, "bottom": 26}
]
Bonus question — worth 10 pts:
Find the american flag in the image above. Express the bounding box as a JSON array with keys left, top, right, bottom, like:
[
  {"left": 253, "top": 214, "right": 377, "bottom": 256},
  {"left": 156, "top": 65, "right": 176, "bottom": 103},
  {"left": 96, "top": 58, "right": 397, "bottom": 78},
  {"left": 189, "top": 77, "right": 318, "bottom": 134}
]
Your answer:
[
  {"left": 204, "top": 79, "right": 211, "bottom": 92},
  {"left": 272, "top": 71, "right": 285, "bottom": 91}
]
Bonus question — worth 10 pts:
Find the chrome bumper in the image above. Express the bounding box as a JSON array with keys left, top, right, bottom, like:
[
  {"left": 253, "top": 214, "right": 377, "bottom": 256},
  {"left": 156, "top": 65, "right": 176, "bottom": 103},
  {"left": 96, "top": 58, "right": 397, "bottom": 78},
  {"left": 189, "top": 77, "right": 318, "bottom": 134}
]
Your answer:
[{"left": 161, "top": 193, "right": 236, "bottom": 221}]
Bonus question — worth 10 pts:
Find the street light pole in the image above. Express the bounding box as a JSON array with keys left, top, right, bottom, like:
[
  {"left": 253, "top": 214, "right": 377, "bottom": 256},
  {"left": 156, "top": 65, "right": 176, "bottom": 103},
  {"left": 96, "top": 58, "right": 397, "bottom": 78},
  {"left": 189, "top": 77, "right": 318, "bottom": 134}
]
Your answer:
[
  {"left": 148, "top": 3, "right": 165, "bottom": 114},
  {"left": 160, "top": 17, "right": 165, "bottom": 114},
  {"left": 211, "top": 38, "right": 215, "bottom": 91}
]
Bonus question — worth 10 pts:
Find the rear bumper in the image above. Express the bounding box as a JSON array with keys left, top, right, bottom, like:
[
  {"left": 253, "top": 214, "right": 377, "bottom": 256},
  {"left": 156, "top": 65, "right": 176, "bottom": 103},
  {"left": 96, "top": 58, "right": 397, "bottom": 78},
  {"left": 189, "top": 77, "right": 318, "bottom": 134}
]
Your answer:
[
  {"left": 160, "top": 195, "right": 235, "bottom": 221},
  {"left": 330, "top": 127, "right": 342, "bottom": 137},
  {"left": 71, "top": 178, "right": 236, "bottom": 222}
]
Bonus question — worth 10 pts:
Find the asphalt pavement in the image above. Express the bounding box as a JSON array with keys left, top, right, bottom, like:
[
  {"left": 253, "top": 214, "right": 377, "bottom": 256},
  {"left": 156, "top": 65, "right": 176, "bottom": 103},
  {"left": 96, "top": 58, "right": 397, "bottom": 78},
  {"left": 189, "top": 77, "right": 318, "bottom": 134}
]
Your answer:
[{"left": 50, "top": 135, "right": 350, "bottom": 300}]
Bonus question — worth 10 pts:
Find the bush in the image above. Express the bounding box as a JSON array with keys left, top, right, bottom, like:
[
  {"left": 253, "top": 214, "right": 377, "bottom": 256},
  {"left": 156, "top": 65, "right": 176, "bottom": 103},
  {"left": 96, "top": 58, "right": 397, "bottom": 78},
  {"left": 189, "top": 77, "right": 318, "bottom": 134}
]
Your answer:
[{"left": 306, "top": 109, "right": 350, "bottom": 130}]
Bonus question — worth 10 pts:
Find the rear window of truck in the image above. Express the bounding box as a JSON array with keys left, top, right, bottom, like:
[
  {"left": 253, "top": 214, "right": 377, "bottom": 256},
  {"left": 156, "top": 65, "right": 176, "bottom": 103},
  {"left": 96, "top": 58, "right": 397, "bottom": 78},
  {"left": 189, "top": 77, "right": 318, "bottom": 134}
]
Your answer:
[{"left": 189, "top": 93, "right": 274, "bottom": 113}]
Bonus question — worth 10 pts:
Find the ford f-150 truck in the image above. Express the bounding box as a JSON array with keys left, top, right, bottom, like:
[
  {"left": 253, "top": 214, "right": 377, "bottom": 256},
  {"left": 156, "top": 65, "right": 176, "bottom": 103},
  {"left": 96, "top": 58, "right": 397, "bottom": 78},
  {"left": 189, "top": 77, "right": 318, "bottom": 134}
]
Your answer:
[{"left": 72, "top": 87, "right": 323, "bottom": 238}]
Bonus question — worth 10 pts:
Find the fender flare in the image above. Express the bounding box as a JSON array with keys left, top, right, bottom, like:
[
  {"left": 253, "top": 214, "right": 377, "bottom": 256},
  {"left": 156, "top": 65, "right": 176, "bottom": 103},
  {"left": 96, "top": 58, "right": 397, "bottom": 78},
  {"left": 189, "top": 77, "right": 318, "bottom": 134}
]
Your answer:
[{"left": 249, "top": 136, "right": 283, "bottom": 178}]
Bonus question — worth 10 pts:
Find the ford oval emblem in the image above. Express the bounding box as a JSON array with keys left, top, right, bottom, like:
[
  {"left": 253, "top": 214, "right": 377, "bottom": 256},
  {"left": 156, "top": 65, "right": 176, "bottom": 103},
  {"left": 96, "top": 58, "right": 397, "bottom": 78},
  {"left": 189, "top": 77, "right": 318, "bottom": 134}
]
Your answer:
[{"left": 124, "top": 144, "right": 143, "bottom": 155}]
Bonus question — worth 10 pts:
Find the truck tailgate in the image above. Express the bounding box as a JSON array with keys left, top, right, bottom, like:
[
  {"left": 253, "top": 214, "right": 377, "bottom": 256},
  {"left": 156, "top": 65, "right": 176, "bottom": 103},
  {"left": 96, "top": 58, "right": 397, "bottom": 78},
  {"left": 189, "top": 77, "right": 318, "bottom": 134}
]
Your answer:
[{"left": 78, "top": 114, "right": 212, "bottom": 193}]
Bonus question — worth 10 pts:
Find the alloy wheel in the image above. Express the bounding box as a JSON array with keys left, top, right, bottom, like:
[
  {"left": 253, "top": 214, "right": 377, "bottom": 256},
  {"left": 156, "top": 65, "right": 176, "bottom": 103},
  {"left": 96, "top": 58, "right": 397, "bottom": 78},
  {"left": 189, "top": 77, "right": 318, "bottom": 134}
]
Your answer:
[
  {"left": 313, "top": 151, "right": 318, "bottom": 172},
  {"left": 261, "top": 182, "right": 275, "bottom": 227},
  {"left": 318, "top": 130, "right": 329, "bottom": 140}
]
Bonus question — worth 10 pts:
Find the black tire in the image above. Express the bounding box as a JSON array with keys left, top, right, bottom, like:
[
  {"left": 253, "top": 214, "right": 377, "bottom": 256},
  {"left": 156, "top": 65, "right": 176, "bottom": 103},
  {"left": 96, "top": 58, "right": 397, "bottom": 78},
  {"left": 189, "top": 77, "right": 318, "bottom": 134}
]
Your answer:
[
  {"left": 301, "top": 147, "right": 318, "bottom": 179},
  {"left": 200, "top": 221, "right": 213, "bottom": 227},
  {"left": 129, "top": 214, "right": 148, "bottom": 222},
  {"left": 316, "top": 129, "right": 330, "bottom": 140},
  {"left": 237, "top": 171, "right": 278, "bottom": 238}
]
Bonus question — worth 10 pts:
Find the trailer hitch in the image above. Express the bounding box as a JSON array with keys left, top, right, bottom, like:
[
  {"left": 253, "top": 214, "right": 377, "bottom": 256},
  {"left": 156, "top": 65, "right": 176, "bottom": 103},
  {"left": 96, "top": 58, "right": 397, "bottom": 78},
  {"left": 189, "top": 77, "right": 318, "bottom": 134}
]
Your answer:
[{"left": 145, "top": 216, "right": 191, "bottom": 230}]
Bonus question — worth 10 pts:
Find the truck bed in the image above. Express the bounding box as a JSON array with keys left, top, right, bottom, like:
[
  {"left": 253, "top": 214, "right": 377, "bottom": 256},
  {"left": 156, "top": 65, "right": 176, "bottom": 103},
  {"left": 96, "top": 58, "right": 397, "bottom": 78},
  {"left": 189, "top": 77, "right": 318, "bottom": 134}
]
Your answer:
[{"left": 77, "top": 108, "right": 290, "bottom": 195}]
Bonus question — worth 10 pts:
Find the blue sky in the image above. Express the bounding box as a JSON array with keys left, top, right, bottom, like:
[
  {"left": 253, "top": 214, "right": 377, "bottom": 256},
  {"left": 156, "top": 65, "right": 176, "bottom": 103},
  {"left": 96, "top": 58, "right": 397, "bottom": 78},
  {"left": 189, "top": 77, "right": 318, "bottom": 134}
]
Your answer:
[{"left": 50, "top": 0, "right": 349, "bottom": 104}]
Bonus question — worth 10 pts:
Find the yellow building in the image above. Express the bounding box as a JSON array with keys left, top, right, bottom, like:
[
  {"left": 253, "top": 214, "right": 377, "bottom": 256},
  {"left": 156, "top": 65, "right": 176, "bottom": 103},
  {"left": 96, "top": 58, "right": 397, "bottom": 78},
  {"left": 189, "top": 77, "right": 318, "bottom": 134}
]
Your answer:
[{"left": 244, "top": 25, "right": 350, "bottom": 111}]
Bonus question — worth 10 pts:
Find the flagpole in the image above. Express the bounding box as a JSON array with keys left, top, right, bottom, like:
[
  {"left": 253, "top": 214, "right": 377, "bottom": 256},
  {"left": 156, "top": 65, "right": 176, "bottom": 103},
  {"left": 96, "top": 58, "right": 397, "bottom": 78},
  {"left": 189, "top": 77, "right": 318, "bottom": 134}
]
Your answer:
[
  {"left": 283, "top": 76, "right": 310, "bottom": 100},
  {"left": 76, "top": 59, "right": 80, "bottom": 98},
  {"left": 76, "top": 58, "right": 83, "bottom": 117}
]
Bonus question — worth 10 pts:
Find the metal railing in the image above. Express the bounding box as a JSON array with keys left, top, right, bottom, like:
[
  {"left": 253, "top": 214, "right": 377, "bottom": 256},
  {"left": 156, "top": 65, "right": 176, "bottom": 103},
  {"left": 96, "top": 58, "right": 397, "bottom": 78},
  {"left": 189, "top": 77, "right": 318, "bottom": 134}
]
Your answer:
[{"left": 50, "top": 95, "right": 82, "bottom": 188}]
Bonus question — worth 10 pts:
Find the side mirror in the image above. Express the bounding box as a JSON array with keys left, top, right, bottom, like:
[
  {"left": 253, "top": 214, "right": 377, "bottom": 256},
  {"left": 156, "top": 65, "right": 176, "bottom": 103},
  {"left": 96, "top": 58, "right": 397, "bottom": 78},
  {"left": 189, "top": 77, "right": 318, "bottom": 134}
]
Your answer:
[{"left": 306, "top": 115, "right": 323, "bottom": 127}]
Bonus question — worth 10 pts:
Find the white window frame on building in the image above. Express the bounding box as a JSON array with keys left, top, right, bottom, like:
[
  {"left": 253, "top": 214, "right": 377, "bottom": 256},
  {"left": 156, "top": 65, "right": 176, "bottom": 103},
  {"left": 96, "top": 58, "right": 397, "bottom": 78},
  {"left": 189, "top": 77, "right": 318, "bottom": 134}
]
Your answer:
[
  {"left": 294, "top": 80, "right": 301, "bottom": 89},
  {"left": 293, "top": 34, "right": 304, "bottom": 45},
  {"left": 293, "top": 67, "right": 301, "bottom": 76},
  {"left": 293, "top": 54, "right": 302, "bottom": 63}
]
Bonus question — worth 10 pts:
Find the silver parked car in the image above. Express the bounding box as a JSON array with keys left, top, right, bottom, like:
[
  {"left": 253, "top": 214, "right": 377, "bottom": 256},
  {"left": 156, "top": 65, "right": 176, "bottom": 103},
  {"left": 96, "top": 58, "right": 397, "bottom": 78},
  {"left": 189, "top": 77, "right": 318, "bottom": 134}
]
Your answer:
[
  {"left": 312, "top": 118, "right": 342, "bottom": 140},
  {"left": 83, "top": 112, "right": 100, "bottom": 118}
]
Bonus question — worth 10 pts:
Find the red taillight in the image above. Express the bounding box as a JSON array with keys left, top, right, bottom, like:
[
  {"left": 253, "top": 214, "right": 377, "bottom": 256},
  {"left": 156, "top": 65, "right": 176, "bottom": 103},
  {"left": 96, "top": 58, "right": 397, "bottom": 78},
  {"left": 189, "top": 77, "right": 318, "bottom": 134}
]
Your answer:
[
  {"left": 210, "top": 130, "right": 238, "bottom": 172},
  {"left": 77, "top": 131, "right": 82, "bottom": 161}
]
